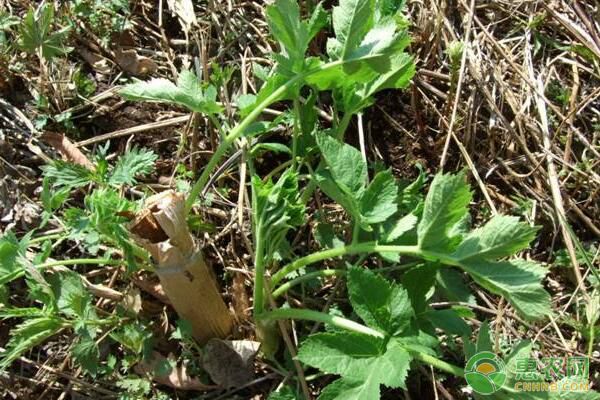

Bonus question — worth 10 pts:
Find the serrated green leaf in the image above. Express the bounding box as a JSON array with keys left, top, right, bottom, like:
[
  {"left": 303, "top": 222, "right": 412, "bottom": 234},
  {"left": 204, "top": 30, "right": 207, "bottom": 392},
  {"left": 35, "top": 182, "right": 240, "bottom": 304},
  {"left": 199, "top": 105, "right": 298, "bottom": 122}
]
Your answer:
[
  {"left": 253, "top": 169, "right": 305, "bottom": 265},
  {"left": 308, "top": 2, "right": 412, "bottom": 90},
  {"left": 340, "top": 52, "right": 415, "bottom": 114},
  {"left": 319, "top": 377, "right": 379, "bottom": 400},
  {"left": 0, "top": 232, "right": 29, "bottom": 285},
  {"left": 47, "top": 270, "right": 95, "bottom": 320},
  {"left": 297, "top": 332, "right": 412, "bottom": 393},
  {"left": 267, "top": 0, "right": 328, "bottom": 75},
  {"left": 72, "top": 335, "right": 100, "bottom": 376},
  {"left": 424, "top": 309, "right": 470, "bottom": 336},
  {"left": 452, "top": 215, "right": 539, "bottom": 261},
  {"left": 266, "top": 0, "right": 306, "bottom": 63},
  {"left": 297, "top": 332, "right": 384, "bottom": 378},
  {"left": 436, "top": 269, "right": 475, "bottom": 305},
  {"left": 42, "top": 160, "right": 95, "bottom": 190},
  {"left": 19, "top": 5, "right": 72, "bottom": 59},
  {"left": 119, "top": 70, "right": 222, "bottom": 114},
  {"left": 109, "top": 147, "right": 157, "bottom": 186},
  {"left": 314, "top": 166, "right": 363, "bottom": 221},
  {"left": 329, "top": 0, "right": 375, "bottom": 60},
  {"left": 418, "top": 172, "right": 472, "bottom": 252},
  {"left": 381, "top": 212, "right": 417, "bottom": 243},
  {"left": 459, "top": 259, "right": 551, "bottom": 320},
  {"left": 0, "top": 317, "right": 64, "bottom": 370},
  {"left": 347, "top": 266, "right": 413, "bottom": 336},
  {"left": 359, "top": 169, "right": 398, "bottom": 224},
  {"left": 317, "top": 135, "right": 367, "bottom": 194}
]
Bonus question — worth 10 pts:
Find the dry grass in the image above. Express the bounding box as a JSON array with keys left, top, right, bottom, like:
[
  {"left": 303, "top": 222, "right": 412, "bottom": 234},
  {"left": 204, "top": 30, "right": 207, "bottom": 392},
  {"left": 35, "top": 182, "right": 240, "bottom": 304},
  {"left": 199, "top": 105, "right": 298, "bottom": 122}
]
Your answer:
[{"left": 0, "top": 0, "right": 599, "bottom": 398}]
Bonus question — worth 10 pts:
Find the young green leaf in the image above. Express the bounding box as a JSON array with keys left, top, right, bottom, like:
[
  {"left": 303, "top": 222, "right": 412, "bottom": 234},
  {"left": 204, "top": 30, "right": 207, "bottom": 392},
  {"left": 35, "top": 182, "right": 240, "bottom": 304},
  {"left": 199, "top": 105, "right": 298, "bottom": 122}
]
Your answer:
[
  {"left": 0, "top": 232, "right": 30, "bottom": 286},
  {"left": 42, "top": 160, "right": 95, "bottom": 190},
  {"left": 119, "top": 70, "right": 222, "bottom": 114},
  {"left": 307, "top": 0, "right": 412, "bottom": 88},
  {"left": 417, "top": 171, "right": 472, "bottom": 252},
  {"left": 72, "top": 334, "right": 100, "bottom": 376},
  {"left": 0, "top": 316, "right": 64, "bottom": 370},
  {"left": 267, "top": 0, "right": 327, "bottom": 74},
  {"left": 347, "top": 266, "right": 412, "bottom": 336},
  {"left": 459, "top": 259, "right": 551, "bottom": 320},
  {"left": 253, "top": 169, "right": 305, "bottom": 264},
  {"left": 317, "top": 135, "right": 367, "bottom": 194},
  {"left": 109, "top": 147, "right": 157, "bottom": 186},
  {"left": 19, "top": 4, "right": 72, "bottom": 59},
  {"left": 47, "top": 270, "right": 95, "bottom": 320},
  {"left": 359, "top": 169, "right": 398, "bottom": 224},
  {"left": 451, "top": 215, "right": 539, "bottom": 261},
  {"left": 328, "top": 0, "right": 375, "bottom": 60}
]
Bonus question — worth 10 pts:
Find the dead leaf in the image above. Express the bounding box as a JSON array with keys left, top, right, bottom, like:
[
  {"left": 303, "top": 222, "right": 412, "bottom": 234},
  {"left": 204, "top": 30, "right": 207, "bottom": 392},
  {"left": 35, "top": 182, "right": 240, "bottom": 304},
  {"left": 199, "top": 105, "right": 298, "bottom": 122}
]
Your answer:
[
  {"left": 120, "top": 287, "right": 143, "bottom": 315},
  {"left": 135, "top": 351, "right": 215, "bottom": 391},
  {"left": 78, "top": 47, "right": 111, "bottom": 75},
  {"left": 167, "top": 0, "right": 197, "bottom": 33},
  {"left": 41, "top": 132, "right": 94, "bottom": 170},
  {"left": 131, "top": 274, "right": 171, "bottom": 305},
  {"left": 201, "top": 338, "right": 260, "bottom": 388},
  {"left": 114, "top": 47, "right": 157, "bottom": 77}
]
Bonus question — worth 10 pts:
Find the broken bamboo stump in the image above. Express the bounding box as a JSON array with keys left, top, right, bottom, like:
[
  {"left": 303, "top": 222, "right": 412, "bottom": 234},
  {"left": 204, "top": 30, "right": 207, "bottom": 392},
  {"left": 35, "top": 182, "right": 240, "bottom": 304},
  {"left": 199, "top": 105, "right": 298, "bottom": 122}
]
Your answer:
[{"left": 130, "top": 190, "right": 233, "bottom": 344}]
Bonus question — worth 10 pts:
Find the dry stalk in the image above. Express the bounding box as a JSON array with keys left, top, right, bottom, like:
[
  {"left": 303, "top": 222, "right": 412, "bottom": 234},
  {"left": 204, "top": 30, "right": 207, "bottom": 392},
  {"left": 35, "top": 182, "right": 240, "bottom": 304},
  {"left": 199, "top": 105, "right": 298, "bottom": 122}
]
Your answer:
[{"left": 130, "top": 190, "right": 234, "bottom": 343}]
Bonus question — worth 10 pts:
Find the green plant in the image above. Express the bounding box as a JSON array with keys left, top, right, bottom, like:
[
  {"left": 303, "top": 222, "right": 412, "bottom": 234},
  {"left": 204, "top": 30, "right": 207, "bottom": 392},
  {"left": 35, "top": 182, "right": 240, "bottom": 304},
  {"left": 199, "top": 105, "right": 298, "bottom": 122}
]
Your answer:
[
  {"left": 71, "top": 0, "right": 131, "bottom": 46},
  {"left": 18, "top": 4, "right": 72, "bottom": 60},
  {"left": 0, "top": 0, "right": 588, "bottom": 398},
  {"left": 114, "top": 0, "right": 560, "bottom": 398},
  {"left": 0, "top": 148, "right": 158, "bottom": 374}
]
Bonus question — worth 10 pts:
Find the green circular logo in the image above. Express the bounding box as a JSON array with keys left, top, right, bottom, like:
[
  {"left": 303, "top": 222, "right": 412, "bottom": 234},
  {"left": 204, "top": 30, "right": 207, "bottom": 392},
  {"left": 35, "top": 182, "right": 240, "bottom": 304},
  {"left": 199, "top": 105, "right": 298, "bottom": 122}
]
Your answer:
[{"left": 464, "top": 351, "right": 507, "bottom": 395}]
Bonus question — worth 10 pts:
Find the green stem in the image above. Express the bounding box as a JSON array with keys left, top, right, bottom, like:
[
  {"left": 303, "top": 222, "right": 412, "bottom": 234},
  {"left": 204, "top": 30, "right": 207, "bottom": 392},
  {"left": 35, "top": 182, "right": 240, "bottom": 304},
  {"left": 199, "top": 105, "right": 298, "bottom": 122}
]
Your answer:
[
  {"left": 351, "top": 220, "right": 361, "bottom": 244},
  {"left": 410, "top": 351, "right": 464, "bottom": 378},
  {"left": 185, "top": 59, "right": 344, "bottom": 215},
  {"left": 258, "top": 308, "right": 385, "bottom": 338},
  {"left": 1, "top": 258, "right": 123, "bottom": 285},
  {"left": 588, "top": 323, "right": 595, "bottom": 358},
  {"left": 336, "top": 112, "right": 353, "bottom": 140},
  {"left": 272, "top": 269, "right": 342, "bottom": 299},
  {"left": 207, "top": 114, "right": 225, "bottom": 138},
  {"left": 29, "top": 232, "right": 65, "bottom": 244},
  {"left": 259, "top": 308, "right": 465, "bottom": 378},
  {"left": 270, "top": 243, "right": 420, "bottom": 287},
  {"left": 272, "top": 262, "right": 419, "bottom": 299},
  {"left": 300, "top": 110, "right": 354, "bottom": 204},
  {"left": 253, "top": 229, "right": 266, "bottom": 316},
  {"left": 37, "top": 258, "right": 123, "bottom": 269},
  {"left": 292, "top": 98, "right": 301, "bottom": 168}
]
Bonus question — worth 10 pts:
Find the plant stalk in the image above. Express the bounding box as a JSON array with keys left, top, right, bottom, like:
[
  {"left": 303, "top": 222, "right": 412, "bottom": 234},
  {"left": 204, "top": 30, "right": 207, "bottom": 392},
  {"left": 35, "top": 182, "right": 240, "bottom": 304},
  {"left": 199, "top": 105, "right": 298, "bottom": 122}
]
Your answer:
[
  {"left": 271, "top": 243, "right": 421, "bottom": 286},
  {"left": 185, "top": 60, "right": 345, "bottom": 215},
  {"left": 258, "top": 308, "right": 385, "bottom": 338},
  {"left": 253, "top": 228, "right": 266, "bottom": 316},
  {"left": 260, "top": 308, "right": 465, "bottom": 378}
]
